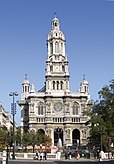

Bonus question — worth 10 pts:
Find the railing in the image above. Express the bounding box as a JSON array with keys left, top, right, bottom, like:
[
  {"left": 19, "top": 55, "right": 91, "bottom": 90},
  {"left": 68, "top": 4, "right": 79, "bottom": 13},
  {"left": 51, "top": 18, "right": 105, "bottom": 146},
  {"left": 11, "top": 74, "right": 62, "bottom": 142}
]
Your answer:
[{"left": 8, "top": 152, "right": 56, "bottom": 160}]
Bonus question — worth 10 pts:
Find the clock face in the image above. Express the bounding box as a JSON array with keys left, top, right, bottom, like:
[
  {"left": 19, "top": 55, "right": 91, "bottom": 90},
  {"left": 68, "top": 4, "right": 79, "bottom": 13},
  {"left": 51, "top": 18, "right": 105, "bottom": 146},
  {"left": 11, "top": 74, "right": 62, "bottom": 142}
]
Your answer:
[
  {"left": 54, "top": 102, "right": 62, "bottom": 112},
  {"left": 55, "top": 66, "right": 59, "bottom": 71}
]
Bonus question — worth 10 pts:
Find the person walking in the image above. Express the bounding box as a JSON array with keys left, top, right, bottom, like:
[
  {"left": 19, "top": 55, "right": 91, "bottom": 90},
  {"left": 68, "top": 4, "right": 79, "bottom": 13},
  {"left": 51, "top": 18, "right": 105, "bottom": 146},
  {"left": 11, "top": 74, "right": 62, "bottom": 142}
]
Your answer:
[
  {"left": 35, "top": 150, "right": 39, "bottom": 160},
  {"left": 68, "top": 151, "right": 71, "bottom": 160},
  {"left": 76, "top": 151, "right": 79, "bottom": 160},
  {"left": 44, "top": 151, "right": 47, "bottom": 160}
]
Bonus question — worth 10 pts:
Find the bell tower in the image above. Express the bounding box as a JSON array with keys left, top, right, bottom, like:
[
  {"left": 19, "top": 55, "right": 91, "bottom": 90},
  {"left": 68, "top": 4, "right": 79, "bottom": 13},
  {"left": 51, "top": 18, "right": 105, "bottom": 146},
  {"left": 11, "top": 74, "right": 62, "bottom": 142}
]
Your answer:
[{"left": 45, "top": 17, "right": 70, "bottom": 94}]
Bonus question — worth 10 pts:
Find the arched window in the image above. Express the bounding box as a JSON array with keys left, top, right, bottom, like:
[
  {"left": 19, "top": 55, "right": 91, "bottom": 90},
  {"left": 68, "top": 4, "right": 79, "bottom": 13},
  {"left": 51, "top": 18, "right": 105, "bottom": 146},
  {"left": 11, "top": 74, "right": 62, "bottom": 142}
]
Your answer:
[
  {"left": 53, "top": 81, "right": 55, "bottom": 90},
  {"left": 84, "top": 86, "right": 88, "bottom": 92},
  {"left": 50, "top": 43, "right": 53, "bottom": 54},
  {"left": 25, "top": 86, "right": 27, "bottom": 92},
  {"left": 38, "top": 102, "right": 43, "bottom": 115},
  {"left": 60, "top": 81, "right": 63, "bottom": 90},
  {"left": 62, "top": 65, "right": 65, "bottom": 72},
  {"left": 73, "top": 102, "right": 79, "bottom": 115},
  {"left": 57, "top": 81, "right": 59, "bottom": 90},
  {"left": 66, "top": 81, "right": 68, "bottom": 89},
  {"left": 61, "top": 43, "right": 63, "bottom": 53},
  {"left": 28, "top": 86, "right": 29, "bottom": 92},
  {"left": 50, "top": 65, "right": 53, "bottom": 72},
  {"left": 55, "top": 42, "right": 59, "bottom": 53}
]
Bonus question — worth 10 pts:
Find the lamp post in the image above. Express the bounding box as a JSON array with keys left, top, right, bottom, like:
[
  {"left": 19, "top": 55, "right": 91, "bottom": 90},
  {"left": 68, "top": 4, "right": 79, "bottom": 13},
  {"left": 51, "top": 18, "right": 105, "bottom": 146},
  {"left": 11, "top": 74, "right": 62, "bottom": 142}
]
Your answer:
[
  {"left": 94, "top": 123, "right": 103, "bottom": 160},
  {"left": 94, "top": 124, "right": 103, "bottom": 151},
  {"left": 9, "top": 92, "right": 18, "bottom": 159},
  {"left": 99, "top": 127, "right": 103, "bottom": 152},
  {"left": 6, "top": 131, "right": 9, "bottom": 164}
]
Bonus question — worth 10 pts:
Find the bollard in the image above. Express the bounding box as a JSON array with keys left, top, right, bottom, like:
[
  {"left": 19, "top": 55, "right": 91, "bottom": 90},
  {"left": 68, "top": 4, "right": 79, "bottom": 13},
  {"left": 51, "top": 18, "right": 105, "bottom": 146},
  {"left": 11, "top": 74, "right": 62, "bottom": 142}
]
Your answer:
[
  {"left": 2, "top": 151, "right": 6, "bottom": 164},
  {"left": 57, "top": 151, "right": 61, "bottom": 160}
]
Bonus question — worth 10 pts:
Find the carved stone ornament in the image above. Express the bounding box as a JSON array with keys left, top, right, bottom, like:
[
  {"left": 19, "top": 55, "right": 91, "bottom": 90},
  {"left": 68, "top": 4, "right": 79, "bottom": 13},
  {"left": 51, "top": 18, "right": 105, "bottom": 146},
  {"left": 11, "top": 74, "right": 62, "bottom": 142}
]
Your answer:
[
  {"left": 65, "top": 102, "right": 69, "bottom": 112},
  {"left": 30, "top": 102, "right": 34, "bottom": 113},
  {"left": 82, "top": 129, "right": 86, "bottom": 138},
  {"left": 65, "top": 129, "right": 70, "bottom": 138},
  {"left": 46, "top": 102, "right": 51, "bottom": 112},
  {"left": 46, "top": 129, "right": 51, "bottom": 136}
]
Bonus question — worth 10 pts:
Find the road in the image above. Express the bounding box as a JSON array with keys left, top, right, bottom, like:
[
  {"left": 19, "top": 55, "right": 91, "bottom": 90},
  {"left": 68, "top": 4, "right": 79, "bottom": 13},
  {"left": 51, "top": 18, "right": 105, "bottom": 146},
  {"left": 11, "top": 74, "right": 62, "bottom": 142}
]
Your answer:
[{"left": 0, "top": 159, "right": 114, "bottom": 164}]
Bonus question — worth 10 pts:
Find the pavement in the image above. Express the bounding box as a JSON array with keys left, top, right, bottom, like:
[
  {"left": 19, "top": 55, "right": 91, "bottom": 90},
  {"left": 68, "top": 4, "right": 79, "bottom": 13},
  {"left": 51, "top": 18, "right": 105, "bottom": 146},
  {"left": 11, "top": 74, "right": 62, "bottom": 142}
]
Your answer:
[
  {"left": 0, "top": 157, "right": 114, "bottom": 164},
  {"left": 0, "top": 158, "right": 114, "bottom": 164}
]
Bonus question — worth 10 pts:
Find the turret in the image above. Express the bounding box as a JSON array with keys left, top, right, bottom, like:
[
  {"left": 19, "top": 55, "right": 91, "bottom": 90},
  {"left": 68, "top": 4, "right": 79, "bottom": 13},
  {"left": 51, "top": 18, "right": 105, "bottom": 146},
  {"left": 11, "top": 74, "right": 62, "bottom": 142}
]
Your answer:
[
  {"left": 78, "top": 75, "right": 90, "bottom": 97},
  {"left": 21, "top": 74, "right": 30, "bottom": 99}
]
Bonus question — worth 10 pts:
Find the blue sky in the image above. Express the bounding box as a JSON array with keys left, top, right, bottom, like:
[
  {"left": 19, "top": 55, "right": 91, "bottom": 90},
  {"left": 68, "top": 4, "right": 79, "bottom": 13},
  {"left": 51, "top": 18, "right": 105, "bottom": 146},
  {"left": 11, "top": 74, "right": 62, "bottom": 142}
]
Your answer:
[{"left": 0, "top": 0, "right": 114, "bottom": 125}]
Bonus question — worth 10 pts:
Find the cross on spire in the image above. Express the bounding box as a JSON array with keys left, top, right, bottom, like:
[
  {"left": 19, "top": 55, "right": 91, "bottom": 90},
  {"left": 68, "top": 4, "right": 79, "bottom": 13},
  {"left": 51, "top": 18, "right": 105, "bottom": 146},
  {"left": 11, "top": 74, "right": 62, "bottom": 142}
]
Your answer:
[
  {"left": 54, "top": 11, "right": 57, "bottom": 18},
  {"left": 83, "top": 74, "right": 85, "bottom": 80},
  {"left": 25, "top": 74, "right": 28, "bottom": 80}
]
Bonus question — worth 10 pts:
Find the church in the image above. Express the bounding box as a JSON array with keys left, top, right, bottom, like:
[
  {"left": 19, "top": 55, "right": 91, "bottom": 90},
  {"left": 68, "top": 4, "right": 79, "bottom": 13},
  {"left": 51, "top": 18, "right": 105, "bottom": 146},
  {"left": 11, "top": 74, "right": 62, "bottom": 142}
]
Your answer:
[{"left": 18, "top": 17, "right": 91, "bottom": 147}]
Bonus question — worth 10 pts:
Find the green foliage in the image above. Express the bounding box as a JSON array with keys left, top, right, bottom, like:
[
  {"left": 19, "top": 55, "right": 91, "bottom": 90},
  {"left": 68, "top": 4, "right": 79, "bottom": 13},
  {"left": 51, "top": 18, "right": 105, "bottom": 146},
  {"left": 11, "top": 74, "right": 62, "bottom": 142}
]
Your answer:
[
  {"left": 21, "top": 130, "right": 52, "bottom": 152},
  {"left": 88, "top": 79, "right": 114, "bottom": 150},
  {"left": 22, "top": 131, "right": 30, "bottom": 147},
  {"left": 0, "top": 127, "right": 7, "bottom": 150},
  {"left": 15, "top": 127, "right": 21, "bottom": 146}
]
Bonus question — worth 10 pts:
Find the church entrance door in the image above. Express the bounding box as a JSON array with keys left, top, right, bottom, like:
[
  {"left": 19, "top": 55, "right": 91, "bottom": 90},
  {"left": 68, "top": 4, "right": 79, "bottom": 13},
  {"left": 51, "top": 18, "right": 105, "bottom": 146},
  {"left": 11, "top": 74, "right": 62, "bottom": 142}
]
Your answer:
[
  {"left": 54, "top": 128, "right": 63, "bottom": 146},
  {"left": 72, "top": 129, "right": 80, "bottom": 147}
]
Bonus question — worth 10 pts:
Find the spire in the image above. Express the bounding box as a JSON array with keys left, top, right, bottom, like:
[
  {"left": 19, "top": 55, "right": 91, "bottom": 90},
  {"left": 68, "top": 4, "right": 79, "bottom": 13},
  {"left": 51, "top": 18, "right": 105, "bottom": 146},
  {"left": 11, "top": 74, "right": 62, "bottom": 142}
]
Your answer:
[{"left": 52, "top": 16, "right": 60, "bottom": 30}]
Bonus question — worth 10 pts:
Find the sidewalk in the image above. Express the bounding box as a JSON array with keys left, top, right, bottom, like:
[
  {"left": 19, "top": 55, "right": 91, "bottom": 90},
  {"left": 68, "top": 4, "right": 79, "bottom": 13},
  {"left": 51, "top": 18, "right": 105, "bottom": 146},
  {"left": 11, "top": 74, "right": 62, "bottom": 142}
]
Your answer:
[{"left": 60, "top": 157, "right": 114, "bottom": 162}]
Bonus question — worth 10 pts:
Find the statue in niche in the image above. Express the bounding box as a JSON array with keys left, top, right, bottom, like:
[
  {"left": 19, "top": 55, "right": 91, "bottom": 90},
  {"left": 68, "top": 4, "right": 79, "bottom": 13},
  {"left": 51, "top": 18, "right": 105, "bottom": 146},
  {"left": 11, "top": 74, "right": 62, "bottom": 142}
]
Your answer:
[
  {"left": 30, "top": 102, "right": 34, "bottom": 113},
  {"left": 65, "top": 102, "right": 69, "bottom": 112},
  {"left": 81, "top": 103, "right": 85, "bottom": 115},
  {"left": 46, "top": 102, "right": 51, "bottom": 113},
  {"left": 46, "top": 129, "right": 51, "bottom": 137},
  {"left": 82, "top": 129, "right": 86, "bottom": 138},
  {"left": 65, "top": 129, "right": 70, "bottom": 138}
]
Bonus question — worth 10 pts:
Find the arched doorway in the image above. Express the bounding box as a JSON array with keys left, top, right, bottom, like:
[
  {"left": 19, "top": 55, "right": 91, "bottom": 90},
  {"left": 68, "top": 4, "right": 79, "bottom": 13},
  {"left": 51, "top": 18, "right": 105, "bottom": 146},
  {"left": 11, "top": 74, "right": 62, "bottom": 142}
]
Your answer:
[
  {"left": 54, "top": 128, "right": 63, "bottom": 146},
  {"left": 38, "top": 129, "right": 45, "bottom": 135},
  {"left": 72, "top": 129, "right": 80, "bottom": 146}
]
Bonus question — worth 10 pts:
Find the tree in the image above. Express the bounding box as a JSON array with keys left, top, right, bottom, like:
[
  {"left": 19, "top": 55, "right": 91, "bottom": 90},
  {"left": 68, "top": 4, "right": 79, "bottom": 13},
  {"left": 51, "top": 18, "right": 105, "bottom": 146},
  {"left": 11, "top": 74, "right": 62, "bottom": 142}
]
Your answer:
[
  {"left": 36, "top": 131, "right": 44, "bottom": 146},
  {"left": 15, "top": 127, "right": 21, "bottom": 147},
  {"left": 88, "top": 79, "right": 114, "bottom": 151},
  {"left": 29, "top": 130, "right": 37, "bottom": 153},
  {"left": 0, "top": 127, "right": 7, "bottom": 150},
  {"left": 21, "top": 130, "right": 52, "bottom": 152},
  {"left": 44, "top": 134, "right": 52, "bottom": 147},
  {"left": 22, "top": 131, "right": 30, "bottom": 152}
]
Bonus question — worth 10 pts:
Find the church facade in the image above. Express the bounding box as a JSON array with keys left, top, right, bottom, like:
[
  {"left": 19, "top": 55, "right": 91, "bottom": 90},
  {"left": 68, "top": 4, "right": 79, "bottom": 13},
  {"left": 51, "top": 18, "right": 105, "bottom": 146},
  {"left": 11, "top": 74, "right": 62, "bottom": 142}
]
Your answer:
[{"left": 18, "top": 17, "right": 91, "bottom": 147}]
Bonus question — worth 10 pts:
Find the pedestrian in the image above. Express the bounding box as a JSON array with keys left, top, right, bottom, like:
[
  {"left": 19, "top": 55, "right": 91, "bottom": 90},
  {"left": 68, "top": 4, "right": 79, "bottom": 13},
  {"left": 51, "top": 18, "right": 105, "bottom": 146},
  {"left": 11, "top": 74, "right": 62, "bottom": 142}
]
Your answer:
[
  {"left": 44, "top": 151, "right": 47, "bottom": 160},
  {"left": 68, "top": 151, "right": 71, "bottom": 160},
  {"left": 65, "top": 151, "right": 68, "bottom": 159},
  {"left": 76, "top": 151, "right": 79, "bottom": 160},
  {"left": 35, "top": 150, "right": 39, "bottom": 160}
]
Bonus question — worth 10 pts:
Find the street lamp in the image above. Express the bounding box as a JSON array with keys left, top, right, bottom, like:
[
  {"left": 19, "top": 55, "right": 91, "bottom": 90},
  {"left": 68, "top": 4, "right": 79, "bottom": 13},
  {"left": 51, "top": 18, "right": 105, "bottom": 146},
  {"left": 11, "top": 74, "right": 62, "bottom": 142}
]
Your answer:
[
  {"left": 94, "top": 123, "right": 103, "bottom": 160},
  {"left": 94, "top": 123, "right": 103, "bottom": 151},
  {"left": 9, "top": 92, "right": 18, "bottom": 159},
  {"left": 6, "top": 131, "right": 10, "bottom": 164}
]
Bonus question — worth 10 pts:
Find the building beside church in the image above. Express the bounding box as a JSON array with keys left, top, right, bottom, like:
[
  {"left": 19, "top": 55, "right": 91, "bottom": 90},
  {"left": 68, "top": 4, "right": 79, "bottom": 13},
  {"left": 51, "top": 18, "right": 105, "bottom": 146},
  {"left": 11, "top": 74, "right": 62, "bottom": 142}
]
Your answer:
[
  {"left": 18, "top": 17, "right": 91, "bottom": 147},
  {"left": 0, "top": 102, "right": 15, "bottom": 130}
]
